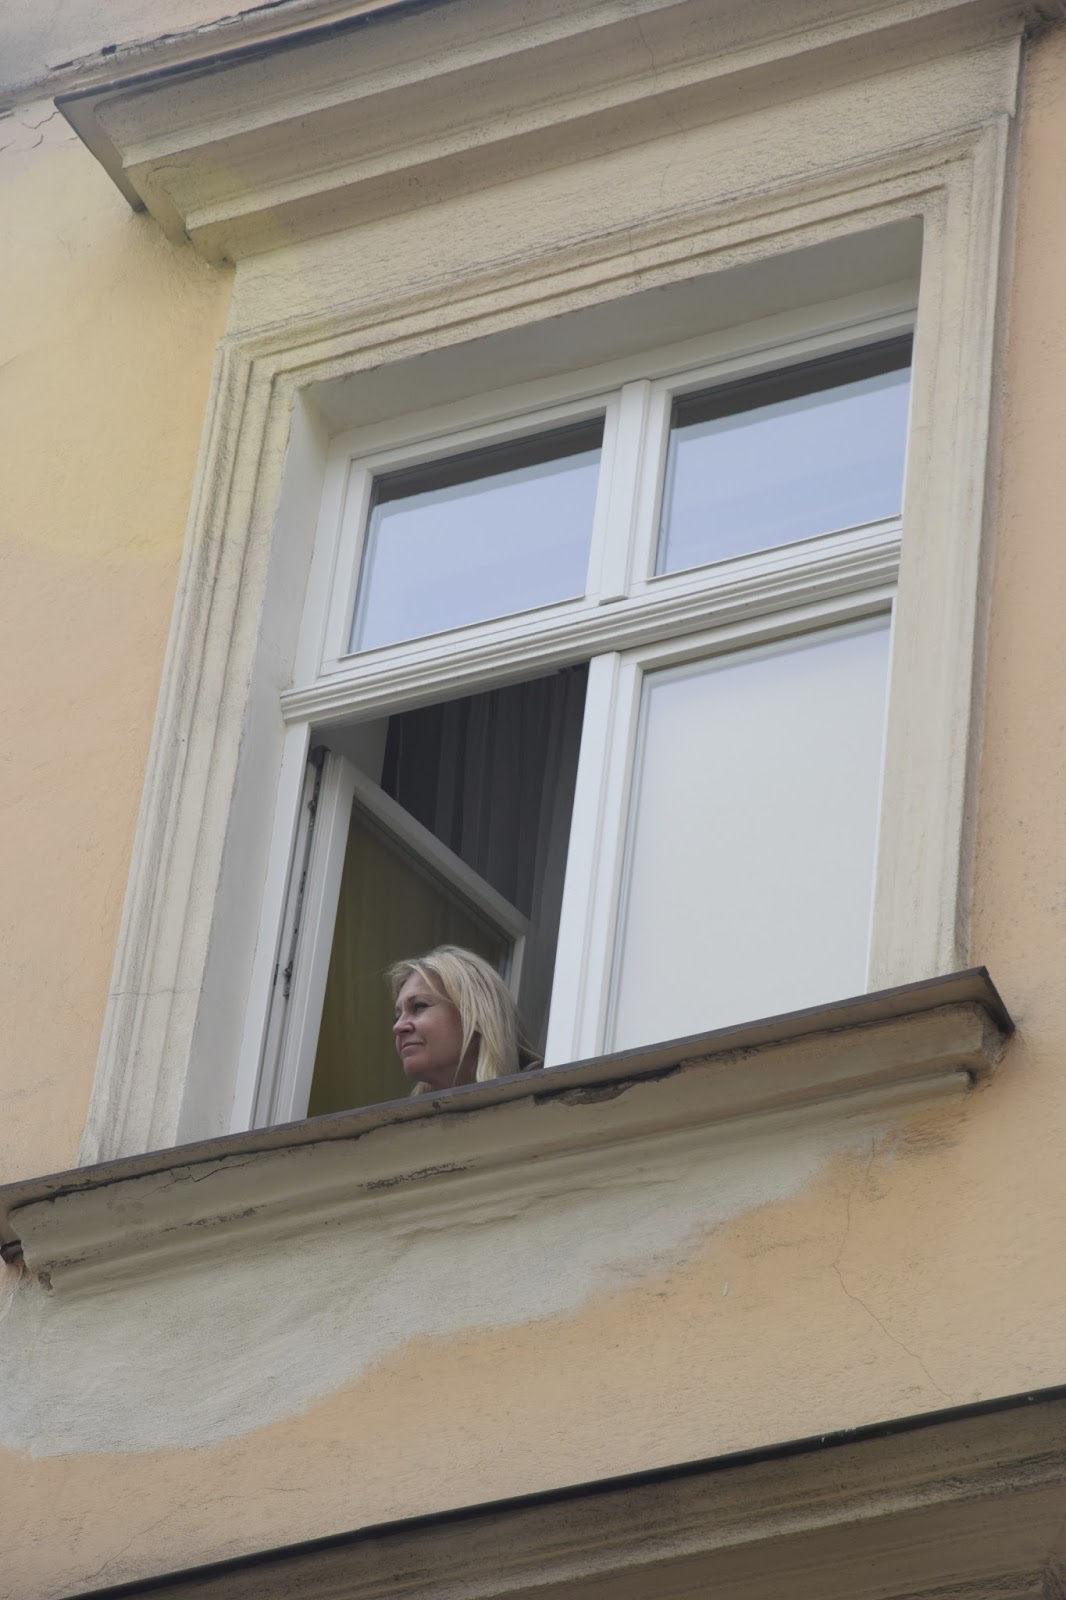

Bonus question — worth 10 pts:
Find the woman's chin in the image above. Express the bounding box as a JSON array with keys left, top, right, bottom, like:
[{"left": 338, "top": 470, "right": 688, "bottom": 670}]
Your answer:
[{"left": 400, "top": 1057, "right": 446, "bottom": 1091}]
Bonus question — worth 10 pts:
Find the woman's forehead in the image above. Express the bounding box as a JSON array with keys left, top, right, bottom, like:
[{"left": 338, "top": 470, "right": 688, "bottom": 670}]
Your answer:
[{"left": 397, "top": 971, "right": 444, "bottom": 1003}]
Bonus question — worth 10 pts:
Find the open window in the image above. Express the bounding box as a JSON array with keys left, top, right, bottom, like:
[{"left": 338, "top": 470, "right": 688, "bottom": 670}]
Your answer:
[
  {"left": 250, "top": 326, "right": 911, "bottom": 1124},
  {"left": 270, "top": 666, "right": 588, "bottom": 1121}
]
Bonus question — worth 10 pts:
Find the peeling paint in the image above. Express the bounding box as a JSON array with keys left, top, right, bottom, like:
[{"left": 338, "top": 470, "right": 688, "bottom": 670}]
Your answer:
[{"left": 365, "top": 1162, "right": 468, "bottom": 1190}]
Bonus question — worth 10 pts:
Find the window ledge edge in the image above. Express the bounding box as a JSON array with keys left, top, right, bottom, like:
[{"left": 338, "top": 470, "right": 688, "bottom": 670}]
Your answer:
[{"left": 1, "top": 968, "right": 1010, "bottom": 1289}]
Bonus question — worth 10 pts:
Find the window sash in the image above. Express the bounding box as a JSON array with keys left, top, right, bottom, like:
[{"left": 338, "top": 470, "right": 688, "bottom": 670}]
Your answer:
[
  {"left": 317, "top": 393, "right": 621, "bottom": 679},
  {"left": 256, "top": 751, "right": 529, "bottom": 1127},
  {"left": 654, "top": 339, "right": 911, "bottom": 578},
  {"left": 349, "top": 418, "right": 606, "bottom": 654},
  {"left": 248, "top": 317, "right": 911, "bottom": 1124},
  {"left": 606, "top": 616, "right": 893, "bottom": 1050}
]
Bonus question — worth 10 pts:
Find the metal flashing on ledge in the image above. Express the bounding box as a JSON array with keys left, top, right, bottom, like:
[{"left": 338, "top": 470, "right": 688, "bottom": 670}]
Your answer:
[{"left": 0, "top": 969, "right": 1010, "bottom": 1285}]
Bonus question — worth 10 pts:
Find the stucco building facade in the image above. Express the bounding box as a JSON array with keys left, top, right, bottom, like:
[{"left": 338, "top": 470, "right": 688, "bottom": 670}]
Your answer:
[{"left": 2, "top": 1, "right": 1066, "bottom": 1595}]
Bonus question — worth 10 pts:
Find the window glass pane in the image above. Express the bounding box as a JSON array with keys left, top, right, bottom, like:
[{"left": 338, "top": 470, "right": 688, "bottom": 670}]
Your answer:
[
  {"left": 350, "top": 421, "right": 603, "bottom": 653},
  {"left": 657, "top": 340, "right": 911, "bottom": 576},
  {"left": 608, "top": 618, "right": 891, "bottom": 1052}
]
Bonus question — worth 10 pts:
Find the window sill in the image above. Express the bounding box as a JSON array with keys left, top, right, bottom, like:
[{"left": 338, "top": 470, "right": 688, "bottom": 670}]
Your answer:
[{"left": 0, "top": 969, "right": 1010, "bottom": 1291}]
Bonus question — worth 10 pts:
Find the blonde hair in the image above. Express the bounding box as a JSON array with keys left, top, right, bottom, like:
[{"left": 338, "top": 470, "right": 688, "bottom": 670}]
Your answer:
[{"left": 388, "top": 946, "right": 520, "bottom": 1085}]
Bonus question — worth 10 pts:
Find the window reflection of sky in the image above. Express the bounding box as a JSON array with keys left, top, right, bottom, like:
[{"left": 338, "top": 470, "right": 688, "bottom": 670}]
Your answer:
[
  {"left": 658, "top": 366, "right": 911, "bottom": 576},
  {"left": 351, "top": 448, "right": 601, "bottom": 652}
]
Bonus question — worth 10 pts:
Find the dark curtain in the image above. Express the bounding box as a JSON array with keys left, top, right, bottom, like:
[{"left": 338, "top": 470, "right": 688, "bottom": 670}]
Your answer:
[{"left": 381, "top": 664, "right": 588, "bottom": 1053}]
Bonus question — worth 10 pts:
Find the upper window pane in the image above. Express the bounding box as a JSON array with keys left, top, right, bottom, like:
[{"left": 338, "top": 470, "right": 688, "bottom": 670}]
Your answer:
[
  {"left": 656, "top": 338, "right": 912, "bottom": 577},
  {"left": 349, "top": 420, "right": 603, "bottom": 653}
]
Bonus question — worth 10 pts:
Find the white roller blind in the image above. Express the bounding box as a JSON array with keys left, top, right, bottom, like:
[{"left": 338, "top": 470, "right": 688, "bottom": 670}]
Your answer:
[{"left": 609, "top": 617, "right": 891, "bottom": 1050}]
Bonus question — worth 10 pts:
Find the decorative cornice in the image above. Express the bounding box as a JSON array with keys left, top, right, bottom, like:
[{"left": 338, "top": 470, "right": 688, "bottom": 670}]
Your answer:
[
  {"left": 54, "top": 0, "right": 1061, "bottom": 263},
  {"left": 1, "top": 970, "right": 1009, "bottom": 1289}
]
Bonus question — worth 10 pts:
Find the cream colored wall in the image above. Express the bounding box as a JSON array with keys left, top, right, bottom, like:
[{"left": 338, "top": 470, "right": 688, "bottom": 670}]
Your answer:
[
  {"left": 2, "top": 21, "right": 1066, "bottom": 1600},
  {"left": 971, "top": 24, "right": 1066, "bottom": 1044},
  {"left": 0, "top": 106, "right": 231, "bottom": 1183}
]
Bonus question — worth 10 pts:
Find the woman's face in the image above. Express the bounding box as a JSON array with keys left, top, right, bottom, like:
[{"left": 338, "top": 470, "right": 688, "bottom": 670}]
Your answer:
[{"left": 393, "top": 971, "right": 477, "bottom": 1090}]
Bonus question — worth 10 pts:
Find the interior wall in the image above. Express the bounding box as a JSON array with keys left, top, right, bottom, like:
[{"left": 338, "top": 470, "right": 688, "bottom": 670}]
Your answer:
[{"left": 0, "top": 104, "right": 232, "bottom": 1182}]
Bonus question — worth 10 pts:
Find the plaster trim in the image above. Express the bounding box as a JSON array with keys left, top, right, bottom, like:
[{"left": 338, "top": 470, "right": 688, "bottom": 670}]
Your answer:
[{"left": 1, "top": 970, "right": 1009, "bottom": 1288}]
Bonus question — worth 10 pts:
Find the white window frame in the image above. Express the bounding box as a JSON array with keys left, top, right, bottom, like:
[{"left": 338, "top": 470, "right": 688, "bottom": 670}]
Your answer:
[
  {"left": 316, "top": 392, "right": 624, "bottom": 677},
  {"left": 239, "top": 313, "right": 909, "bottom": 1126},
  {"left": 78, "top": 24, "right": 1021, "bottom": 1161}
]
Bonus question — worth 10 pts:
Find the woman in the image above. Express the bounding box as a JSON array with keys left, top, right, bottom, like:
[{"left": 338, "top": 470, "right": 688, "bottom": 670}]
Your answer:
[{"left": 389, "top": 945, "right": 528, "bottom": 1092}]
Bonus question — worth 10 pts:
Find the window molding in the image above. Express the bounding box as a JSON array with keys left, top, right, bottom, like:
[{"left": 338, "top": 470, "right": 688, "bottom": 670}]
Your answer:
[{"left": 72, "top": 0, "right": 1028, "bottom": 1162}]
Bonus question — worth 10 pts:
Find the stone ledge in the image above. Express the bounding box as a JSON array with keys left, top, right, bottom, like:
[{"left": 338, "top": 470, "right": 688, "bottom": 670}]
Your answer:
[{"left": 0, "top": 969, "right": 1010, "bottom": 1289}]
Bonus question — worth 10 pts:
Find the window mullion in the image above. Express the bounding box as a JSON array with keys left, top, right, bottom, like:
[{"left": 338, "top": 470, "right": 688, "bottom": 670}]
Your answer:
[
  {"left": 586, "top": 380, "right": 652, "bottom": 604},
  {"left": 319, "top": 465, "right": 374, "bottom": 675},
  {"left": 626, "top": 378, "right": 674, "bottom": 588}
]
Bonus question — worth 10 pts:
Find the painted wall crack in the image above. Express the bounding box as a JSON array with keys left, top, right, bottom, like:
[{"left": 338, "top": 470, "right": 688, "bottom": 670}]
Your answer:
[
  {"left": 831, "top": 1140, "right": 953, "bottom": 1404},
  {"left": 77, "top": 1509, "right": 178, "bottom": 1593}
]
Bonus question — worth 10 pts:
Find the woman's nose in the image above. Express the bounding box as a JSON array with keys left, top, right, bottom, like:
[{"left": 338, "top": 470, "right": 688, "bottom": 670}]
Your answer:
[{"left": 393, "top": 1012, "right": 410, "bottom": 1037}]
